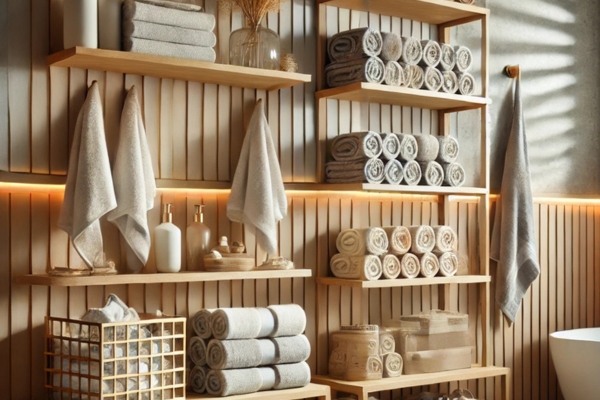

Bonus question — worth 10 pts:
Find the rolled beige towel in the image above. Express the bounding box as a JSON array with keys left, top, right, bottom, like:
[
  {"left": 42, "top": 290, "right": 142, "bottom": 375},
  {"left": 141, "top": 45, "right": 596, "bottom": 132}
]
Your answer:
[
  {"left": 441, "top": 162, "right": 466, "bottom": 187},
  {"left": 399, "top": 61, "right": 412, "bottom": 87},
  {"left": 400, "top": 37, "right": 423, "bottom": 66},
  {"left": 397, "top": 133, "right": 418, "bottom": 161},
  {"left": 188, "top": 336, "right": 207, "bottom": 366},
  {"left": 437, "top": 251, "right": 458, "bottom": 277},
  {"left": 327, "top": 27, "right": 383, "bottom": 62},
  {"left": 441, "top": 70, "right": 459, "bottom": 94},
  {"left": 325, "top": 56, "right": 385, "bottom": 87},
  {"left": 189, "top": 365, "right": 208, "bottom": 394},
  {"left": 381, "top": 133, "right": 401, "bottom": 160},
  {"left": 408, "top": 225, "right": 435, "bottom": 254},
  {"left": 419, "top": 40, "right": 441, "bottom": 68},
  {"left": 380, "top": 254, "right": 401, "bottom": 279},
  {"left": 419, "top": 252, "right": 440, "bottom": 278},
  {"left": 457, "top": 72, "right": 476, "bottom": 95},
  {"left": 380, "top": 32, "right": 402, "bottom": 62},
  {"left": 336, "top": 227, "right": 389, "bottom": 256},
  {"left": 325, "top": 158, "right": 386, "bottom": 184},
  {"left": 439, "top": 43, "right": 456, "bottom": 71},
  {"left": 436, "top": 135, "right": 459, "bottom": 163},
  {"left": 383, "top": 352, "right": 403, "bottom": 377},
  {"left": 330, "top": 253, "right": 383, "bottom": 281},
  {"left": 379, "top": 330, "right": 396, "bottom": 354},
  {"left": 402, "top": 160, "right": 422, "bottom": 186},
  {"left": 383, "top": 226, "right": 411, "bottom": 255},
  {"left": 433, "top": 225, "right": 458, "bottom": 252},
  {"left": 414, "top": 134, "right": 440, "bottom": 162},
  {"left": 453, "top": 45, "right": 473, "bottom": 73},
  {"left": 330, "top": 131, "right": 383, "bottom": 161},
  {"left": 423, "top": 67, "right": 443, "bottom": 91},
  {"left": 192, "top": 309, "right": 215, "bottom": 339},
  {"left": 384, "top": 159, "right": 404, "bottom": 185},
  {"left": 408, "top": 65, "right": 425, "bottom": 89},
  {"left": 419, "top": 161, "right": 444, "bottom": 187},
  {"left": 384, "top": 61, "right": 404, "bottom": 86},
  {"left": 400, "top": 253, "right": 420, "bottom": 278}
]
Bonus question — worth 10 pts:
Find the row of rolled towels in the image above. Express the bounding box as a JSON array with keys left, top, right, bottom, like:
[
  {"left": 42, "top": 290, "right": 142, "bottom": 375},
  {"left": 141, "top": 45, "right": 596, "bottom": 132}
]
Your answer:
[
  {"left": 326, "top": 131, "right": 465, "bottom": 187},
  {"left": 325, "top": 27, "right": 475, "bottom": 95},
  {"left": 122, "top": 0, "right": 216, "bottom": 62},
  {"left": 331, "top": 225, "right": 459, "bottom": 281},
  {"left": 187, "top": 304, "right": 311, "bottom": 396}
]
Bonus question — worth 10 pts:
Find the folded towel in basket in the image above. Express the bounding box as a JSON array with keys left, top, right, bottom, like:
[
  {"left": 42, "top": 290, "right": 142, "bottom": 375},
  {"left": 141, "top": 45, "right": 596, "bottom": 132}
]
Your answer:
[
  {"left": 327, "top": 27, "right": 383, "bottom": 62},
  {"left": 325, "top": 56, "right": 385, "bottom": 87}
]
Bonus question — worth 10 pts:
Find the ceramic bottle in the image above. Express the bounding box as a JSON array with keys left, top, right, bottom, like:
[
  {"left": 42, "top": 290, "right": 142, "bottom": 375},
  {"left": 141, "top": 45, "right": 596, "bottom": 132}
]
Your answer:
[{"left": 155, "top": 203, "right": 181, "bottom": 273}]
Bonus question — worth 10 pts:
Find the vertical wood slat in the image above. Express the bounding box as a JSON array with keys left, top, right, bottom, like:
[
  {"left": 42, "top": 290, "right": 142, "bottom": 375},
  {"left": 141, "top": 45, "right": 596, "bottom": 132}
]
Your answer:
[{"left": 0, "top": 0, "right": 8, "bottom": 171}]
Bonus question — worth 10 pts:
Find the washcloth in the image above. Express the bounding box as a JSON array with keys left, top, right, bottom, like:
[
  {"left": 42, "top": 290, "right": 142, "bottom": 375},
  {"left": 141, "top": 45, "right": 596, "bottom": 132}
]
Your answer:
[
  {"left": 436, "top": 252, "right": 458, "bottom": 277},
  {"left": 325, "top": 56, "right": 385, "bottom": 87},
  {"left": 400, "top": 253, "right": 420, "bottom": 278},
  {"left": 436, "top": 135, "right": 459, "bottom": 163},
  {"left": 397, "top": 133, "right": 418, "bottom": 161},
  {"left": 490, "top": 74, "right": 540, "bottom": 323},
  {"left": 327, "top": 27, "right": 383, "bottom": 62},
  {"left": 400, "top": 37, "right": 423, "bottom": 66},
  {"left": 383, "top": 352, "right": 403, "bottom": 377},
  {"left": 419, "top": 252, "right": 440, "bottom": 277},
  {"left": 419, "top": 40, "right": 441, "bottom": 68},
  {"left": 441, "top": 162, "right": 466, "bottom": 187},
  {"left": 188, "top": 336, "right": 208, "bottom": 366},
  {"left": 423, "top": 67, "right": 443, "bottom": 91},
  {"left": 190, "top": 365, "right": 208, "bottom": 394},
  {"left": 227, "top": 99, "right": 287, "bottom": 255},
  {"left": 122, "top": 0, "right": 214, "bottom": 31},
  {"left": 433, "top": 225, "right": 458, "bottom": 252},
  {"left": 256, "top": 307, "right": 276, "bottom": 337},
  {"left": 384, "top": 60, "right": 404, "bottom": 86},
  {"left": 381, "top": 133, "right": 401, "bottom": 160},
  {"left": 106, "top": 85, "right": 155, "bottom": 270},
  {"left": 81, "top": 294, "right": 139, "bottom": 323},
  {"left": 384, "top": 159, "right": 404, "bottom": 185},
  {"left": 336, "top": 227, "right": 389, "bottom": 256},
  {"left": 380, "top": 32, "right": 402, "bottom": 62},
  {"left": 206, "top": 338, "right": 263, "bottom": 369},
  {"left": 408, "top": 225, "right": 435, "bottom": 254},
  {"left": 122, "top": 19, "right": 217, "bottom": 47},
  {"left": 441, "top": 70, "right": 459, "bottom": 94},
  {"left": 419, "top": 161, "right": 444, "bottom": 186},
  {"left": 192, "top": 308, "right": 215, "bottom": 339},
  {"left": 123, "top": 37, "right": 216, "bottom": 62},
  {"left": 414, "top": 134, "right": 440, "bottom": 162},
  {"left": 268, "top": 304, "right": 307, "bottom": 337},
  {"left": 58, "top": 82, "right": 116, "bottom": 270},
  {"left": 271, "top": 335, "right": 311, "bottom": 364},
  {"left": 402, "top": 160, "right": 422, "bottom": 185},
  {"left": 210, "top": 307, "right": 262, "bottom": 339},
  {"left": 330, "top": 253, "right": 383, "bottom": 281},
  {"left": 272, "top": 362, "right": 311, "bottom": 389},
  {"left": 380, "top": 254, "right": 401, "bottom": 279},
  {"left": 379, "top": 331, "right": 396, "bottom": 354},
  {"left": 205, "top": 368, "right": 263, "bottom": 396},
  {"left": 325, "top": 158, "right": 385, "bottom": 184},
  {"left": 439, "top": 43, "right": 456, "bottom": 71},
  {"left": 330, "top": 131, "right": 383, "bottom": 161},
  {"left": 453, "top": 45, "right": 473, "bottom": 73},
  {"left": 457, "top": 72, "right": 476, "bottom": 95},
  {"left": 383, "top": 226, "right": 411, "bottom": 255},
  {"left": 407, "top": 65, "right": 425, "bottom": 89}
]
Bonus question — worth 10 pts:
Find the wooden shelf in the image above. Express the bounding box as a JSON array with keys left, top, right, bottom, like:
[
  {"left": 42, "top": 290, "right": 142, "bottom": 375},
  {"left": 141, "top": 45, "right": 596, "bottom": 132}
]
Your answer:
[
  {"left": 155, "top": 179, "right": 231, "bottom": 190},
  {"left": 316, "top": 83, "right": 489, "bottom": 111},
  {"left": 319, "top": 0, "right": 489, "bottom": 25},
  {"left": 187, "top": 383, "right": 331, "bottom": 400},
  {"left": 285, "top": 183, "right": 487, "bottom": 195},
  {"left": 47, "top": 47, "right": 312, "bottom": 91},
  {"left": 317, "top": 275, "right": 491, "bottom": 288},
  {"left": 15, "top": 269, "right": 312, "bottom": 287},
  {"left": 312, "top": 366, "right": 509, "bottom": 394}
]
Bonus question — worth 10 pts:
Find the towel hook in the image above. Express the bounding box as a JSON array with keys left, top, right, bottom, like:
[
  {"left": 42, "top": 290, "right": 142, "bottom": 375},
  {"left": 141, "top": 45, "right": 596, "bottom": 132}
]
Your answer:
[{"left": 504, "top": 65, "right": 520, "bottom": 79}]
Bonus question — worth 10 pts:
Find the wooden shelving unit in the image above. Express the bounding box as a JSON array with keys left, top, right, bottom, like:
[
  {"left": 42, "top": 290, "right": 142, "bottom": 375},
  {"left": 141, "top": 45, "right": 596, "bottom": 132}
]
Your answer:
[
  {"left": 187, "top": 383, "right": 331, "bottom": 400},
  {"left": 317, "top": 275, "right": 491, "bottom": 289}
]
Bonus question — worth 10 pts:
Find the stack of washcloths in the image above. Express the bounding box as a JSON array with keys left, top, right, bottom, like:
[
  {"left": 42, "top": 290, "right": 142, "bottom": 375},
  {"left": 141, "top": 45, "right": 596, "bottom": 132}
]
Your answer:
[
  {"left": 330, "top": 225, "right": 459, "bottom": 281},
  {"left": 122, "top": 0, "right": 216, "bottom": 62},
  {"left": 188, "top": 304, "right": 311, "bottom": 396}
]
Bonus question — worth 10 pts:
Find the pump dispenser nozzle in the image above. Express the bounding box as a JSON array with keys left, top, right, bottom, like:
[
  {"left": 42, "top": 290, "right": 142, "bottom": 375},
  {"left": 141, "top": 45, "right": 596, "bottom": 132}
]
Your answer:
[
  {"left": 162, "top": 203, "right": 173, "bottom": 223},
  {"left": 194, "top": 204, "right": 205, "bottom": 223}
]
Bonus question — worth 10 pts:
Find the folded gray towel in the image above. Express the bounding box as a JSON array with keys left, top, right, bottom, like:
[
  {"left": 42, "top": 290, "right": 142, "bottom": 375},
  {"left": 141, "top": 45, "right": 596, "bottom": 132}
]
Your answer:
[
  {"left": 381, "top": 133, "right": 401, "bottom": 160},
  {"left": 414, "top": 134, "right": 440, "bottom": 162},
  {"left": 441, "top": 162, "right": 466, "bottom": 187},
  {"left": 268, "top": 304, "right": 306, "bottom": 337},
  {"left": 205, "top": 368, "right": 263, "bottom": 396},
  {"left": 423, "top": 67, "right": 443, "bottom": 91},
  {"left": 402, "top": 160, "right": 422, "bottom": 185},
  {"left": 327, "top": 27, "right": 383, "bottom": 62},
  {"left": 330, "top": 131, "right": 383, "bottom": 161},
  {"left": 384, "top": 159, "right": 404, "bottom": 185},
  {"left": 457, "top": 72, "right": 476, "bottom": 95},
  {"left": 419, "top": 40, "right": 441, "bottom": 68},
  {"left": 325, "top": 57, "right": 385, "bottom": 88},
  {"left": 436, "top": 135, "right": 459, "bottom": 163},
  {"left": 380, "top": 32, "right": 402, "bottom": 62},
  {"left": 325, "top": 158, "right": 385, "bottom": 184},
  {"left": 135, "top": 0, "right": 202, "bottom": 11},
  {"left": 123, "top": 19, "right": 216, "bottom": 47},
  {"left": 384, "top": 61, "right": 403, "bottom": 86},
  {"left": 271, "top": 335, "right": 311, "bottom": 364},
  {"left": 272, "top": 362, "right": 311, "bottom": 390},
  {"left": 122, "top": 0, "right": 215, "bottom": 31},
  {"left": 439, "top": 43, "right": 456, "bottom": 71},
  {"left": 441, "top": 70, "right": 459, "bottom": 94},
  {"left": 123, "top": 37, "right": 216, "bottom": 62},
  {"left": 419, "top": 161, "right": 444, "bottom": 186},
  {"left": 210, "top": 308, "right": 262, "bottom": 339}
]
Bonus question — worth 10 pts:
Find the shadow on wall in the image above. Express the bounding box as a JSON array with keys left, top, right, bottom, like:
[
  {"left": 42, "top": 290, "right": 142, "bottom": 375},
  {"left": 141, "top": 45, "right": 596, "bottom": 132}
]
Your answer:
[{"left": 486, "top": 0, "right": 600, "bottom": 194}]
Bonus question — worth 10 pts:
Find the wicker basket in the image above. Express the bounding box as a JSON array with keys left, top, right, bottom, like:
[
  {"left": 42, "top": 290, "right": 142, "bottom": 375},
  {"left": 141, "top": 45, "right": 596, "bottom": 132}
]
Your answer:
[{"left": 44, "top": 314, "right": 186, "bottom": 400}]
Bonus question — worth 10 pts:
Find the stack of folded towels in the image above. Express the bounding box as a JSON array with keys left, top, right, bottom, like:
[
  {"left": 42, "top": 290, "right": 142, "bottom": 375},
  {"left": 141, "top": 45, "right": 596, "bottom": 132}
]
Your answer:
[
  {"left": 331, "top": 225, "right": 459, "bottom": 281},
  {"left": 122, "top": 0, "right": 217, "bottom": 62},
  {"left": 188, "top": 304, "right": 311, "bottom": 396}
]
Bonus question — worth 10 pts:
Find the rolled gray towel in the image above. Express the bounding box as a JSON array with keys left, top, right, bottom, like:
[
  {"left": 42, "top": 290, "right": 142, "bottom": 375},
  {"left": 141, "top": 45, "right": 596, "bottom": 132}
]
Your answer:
[
  {"left": 408, "top": 65, "right": 424, "bottom": 89},
  {"left": 437, "top": 251, "right": 459, "bottom": 277},
  {"left": 380, "top": 32, "right": 402, "bottom": 62},
  {"left": 402, "top": 160, "right": 422, "bottom": 186},
  {"left": 397, "top": 133, "right": 418, "bottom": 161},
  {"left": 384, "top": 61, "right": 403, "bottom": 86},
  {"left": 192, "top": 309, "right": 215, "bottom": 339},
  {"left": 453, "top": 45, "right": 473, "bottom": 73},
  {"left": 400, "top": 36, "right": 423, "bottom": 66},
  {"left": 457, "top": 72, "right": 476, "bottom": 95},
  {"left": 423, "top": 67, "right": 443, "bottom": 91},
  {"left": 414, "top": 134, "right": 439, "bottom": 162},
  {"left": 419, "top": 161, "right": 444, "bottom": 186},
  {"left": 327, "top": 27, "right": 383, "bottom": 62},
  {"left": 272, "top": 362, "right": 311, "bottom": 390},
  {"left": 441, "top": 70, "right": 459, "bottom": 94},
  {"left": 330, "top": 131, "right": 383, "bottom": 161},
  {"left": 399, "top": 61, "right": 412, "bottom": 87},
  {"left": 384, "top": 159, "right": 404, "bottom": 185},
  {"left": 210, "top": 308, "right": 262, "bottom": 340},
  {"left": 122, "top": 19, "right": 217, "bottom": 47},
  {"left": 442, "top": 162, "right": 466, "bottom": 187},
  {"left": 439, "top": 43, "right": 456, "bottom": 71},
  {"left": 408, "top": 225, "right": 436, "bottom": 254},
  {"left": 205, "top": 368, "right": 263, "bottom": 396},
  {"left": 325, "top": 158, "right": 385, "bottom": 184},
  {"left": 206, "top": 338, "right": 263, "bottom": 369},
  {"left": 436, "top": 135, "right": 459, "bottom": 163},
  {"left": 419, "top": 40, "right": 441, "bottom": 68},
  {"left": 271, "top": 335, "right": 311, "bottom": 364},
  {"left": 381, "top": 133, "right": 401, "bottom": 160},
  {"left": 188, "top": 336, "right": 207, "bottom": 366},
  {"left": 325, "top": 57, "right": 385, "bottom": 88},
  {"left": 122, "top": 37, "right": 216, "bottom": 62},
  {"left": 122, "top": 0, "right": 215, "bottom": 31},
  {"left": 189, "top": 365, "right": 208, "bottom": 394},
  {"left": 268, "top": 304, "right": 307, "bottom": 337},
  {"left": 433, "top": 225, "right": 458, "bottom": 253}
]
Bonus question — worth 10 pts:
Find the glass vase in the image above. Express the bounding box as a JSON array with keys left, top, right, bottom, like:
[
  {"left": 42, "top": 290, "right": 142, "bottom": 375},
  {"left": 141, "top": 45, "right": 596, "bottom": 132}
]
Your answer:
[{"left": 229, "top": 25, "right": 280, "bottom": 70}]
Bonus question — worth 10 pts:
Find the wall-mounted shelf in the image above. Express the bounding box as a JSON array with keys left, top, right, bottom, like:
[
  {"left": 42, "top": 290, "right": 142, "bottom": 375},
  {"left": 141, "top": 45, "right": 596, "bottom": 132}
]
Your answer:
[
  {"left": 16, "top": 269, "right": 312, "bottom": 287},
  {"left": 317, "top": 275, "right": 491, "bottom": 289},
  {"left": 285, "top": 183, "right": 486, "bottom": 195},
  {"left": 47, "top": 47, "right": 312, "bottom": 91},
  {"left": 316, "top": 83, "right": 489, "bottom": 111},
  {"left": 187, "top": 383, "right": 331, "bottom": 400}
]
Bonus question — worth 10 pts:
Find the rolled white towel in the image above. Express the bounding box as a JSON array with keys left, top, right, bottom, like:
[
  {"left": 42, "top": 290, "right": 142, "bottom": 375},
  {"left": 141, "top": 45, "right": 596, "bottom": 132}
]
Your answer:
[
  {"left": 419, "top": 161, "right": 444, "bottom": 187},
  {"left": 272, "top": 361, "right": 311, "bottom": 390},
  {"left": 442, "top": 162, "right": 466, "bottom": 187},
  {"left": 382, "top": 226, "right": 411, "bottom": 256},
  {"left": 270, "top": 335, "right": 311, "bottom": 364},
  {"left": 436, "top": 135, "right": 459, "bottom": 164},
  {"left": 419, "top": 252, "right": 440, "bottom": 278},
  {"left": 330, "top": 253, "right": 383, "bottom": 281},
  {"left": 439, "top": 43, "right": 456, "bottom": 71},
  {"left": 419, "top": 40, "right": 441, "bottom": 68},
  {"left": 432, "top": 225, "right": 458, "bottom": 252},
  {"left": 383, "top": 352, "right": 403, "bottom": 377},
  {"left": 441, "top": 70, "right": 459, "bottom": 94},
  {"left": 268, "top": 304, "right": 307, "bottom": 337},
  {"left": 384, "top": 159, "right": 404, "bottom": 185},
  {"left": 336, "top": 227, "right": 389, "bottom": 256},
  {"left": 453, "top": 45, "right": 473, "bottom": 73},
  {"left": 408, "top": 225, "right": 435, "bottom": 254},
  {"left": 400, "top": 36, "right": 423, "bottom": 66},
  {"left": 380, "top": 32, "right": 402, "bottom": 62},
  {"left": 397, "top": 133, "right": 418, "bottom": 161},
  {"left": 380, "top": 254, "right": 401, "bottom": 279},
  {"left": 210, "top": 308, "right": 262, "bottom": 340},
  {"left": 205, "top": 368, "right": 263, "bottom": 396},
  {"left": 400, "top": 253, "right": 420, "bottom": 278},
  {"left": 437, "top": 251, "right": 459, "bottom": 277},
  {"left": 457, "top": 72, "right": 476, "bottom": 95},
  {"left": 384, "top": 60, "right": 404, "bottom": 86},
  {"left": 379, "top": 330, "right": 396, "bottom": 354},
  {"left": 206, "top": 338, "right": 263, "bottom": 369},
  {"left": 413, "top": 134, "right": 440, "bottom": 162},
  {"left": 402, "top": 160, "right": 422, "bottom": 186},
  {"left": 381, "top": 133, "right": 401, "bottom": 161},
  {"left": 423, "top": 67, "right": 443, "bottom": 91}
]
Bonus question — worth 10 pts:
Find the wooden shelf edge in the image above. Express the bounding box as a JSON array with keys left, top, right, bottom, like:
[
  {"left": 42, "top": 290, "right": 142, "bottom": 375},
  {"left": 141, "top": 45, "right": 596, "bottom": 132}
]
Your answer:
[
  {"left": 317, "top": 275, "right": 491, "bottom": 288},
  {"left": 47, "top": 47, "right": 312, "bottom": 91},
  {"left": 187, "top": 383, "right": 330, "bottom": 399},
  {"left": 15, "top": 269, "right": 312, "bottom": 287},
  {"left": 155, "top": 179, "right": 232, "bottom": 190},
  {"left": 285, "top": 183, "right": 487, "bottom": 195}
]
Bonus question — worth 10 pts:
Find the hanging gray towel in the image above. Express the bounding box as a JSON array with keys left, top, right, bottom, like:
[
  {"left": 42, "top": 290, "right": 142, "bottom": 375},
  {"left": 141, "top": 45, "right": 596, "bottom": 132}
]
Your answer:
[{"left": 490, "top": 74, "right": 540, "bottom": 323}]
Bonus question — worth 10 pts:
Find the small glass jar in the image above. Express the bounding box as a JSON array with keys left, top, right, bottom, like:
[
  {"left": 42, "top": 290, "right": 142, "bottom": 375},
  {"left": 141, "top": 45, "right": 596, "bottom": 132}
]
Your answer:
[{"left": 229, "top": 25, "right": 280, "bottom": 70}]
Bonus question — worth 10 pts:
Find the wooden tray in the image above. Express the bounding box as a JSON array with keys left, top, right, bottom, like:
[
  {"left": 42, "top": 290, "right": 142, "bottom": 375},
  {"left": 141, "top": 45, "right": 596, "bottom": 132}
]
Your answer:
[{"left": 204, "top": 253, "right": 255, "bottom": 272}]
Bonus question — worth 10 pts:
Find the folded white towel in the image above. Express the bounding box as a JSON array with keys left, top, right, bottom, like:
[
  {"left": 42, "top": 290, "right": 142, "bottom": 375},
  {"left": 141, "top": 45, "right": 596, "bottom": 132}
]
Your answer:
[
  {"left": 122, "top": 0, "right": 215, "bottom": 31},
  {"left": 123, "top": 37, "right": 216, "bottom": 62},
  {"left": 227, "top": 100, "right": 287, "bottom": 255},
  {"left": 268, "top": 304, "right": 307, "bottom": 337},
  {"left": 122, "top": 19, "right": 217, "bottom": 47},
  {"left": 272, "top": 362, "right": 311, "bottom": 389},
  {"left": 58, "top": 82, "right": 117, "bottom": 270},
  {"left": 210, "top": 308, "right": 262, "bottom": 339},
  {"left": 106, "top": 86, "right": 155, "bottom": 270}
]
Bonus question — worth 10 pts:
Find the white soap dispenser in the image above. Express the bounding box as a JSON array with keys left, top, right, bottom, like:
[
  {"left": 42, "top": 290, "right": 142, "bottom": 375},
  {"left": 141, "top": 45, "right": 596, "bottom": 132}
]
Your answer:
[
  {"left": 187, "top": 204, "right": 211, "bottom": 271},
  {"left": 155, "top": 203, "right": 181, "bottom": 273}
]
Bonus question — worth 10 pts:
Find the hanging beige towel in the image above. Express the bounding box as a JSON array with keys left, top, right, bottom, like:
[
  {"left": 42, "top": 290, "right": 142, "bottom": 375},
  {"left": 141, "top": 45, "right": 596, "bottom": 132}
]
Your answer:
[
  {"left": 227, "top": 99, "right": 287, "bottom": 255},
  {"left": 402, "top": 160, "right": 422, "bottom": 186},
  {"left": 384, "top": 60, "right": 404, "bottom": 86},
  {"left": 439, "top": 43, "right": 456, "bottom": 71},
  {"left": 400, "top": 253, "right": 420, "bottom": 278},
  {"left": 192, "top": 308, "right": 215, "bottom": 339},
  {"left": 330, "top": 253, "right": 383, "bottom": 281},
  {"left": 327, "top": 27, "right": 383, "bottom": 62},
  {"left": 436, "top": 135, "right": 459, "bottom": 164},
  {"left": 433, "top": 225, "right": 458, "bottom": 252},
  {"left": 381, "top": 133, "right": 401, "bottom": 160},
  {"left": 188, "top": 336, "right": 208, "bottom": 366},
  {"left": 330, "top": 131, "right": 383, "bottom": 161},
  {"left": 380, "top": 254, "right": 401, "bottom": 279},
  {"left": 383, "top": 226, "right": 411, "bottom": 256},
  {"left": 382, "top": 352, "right": 403, "bottom": 377},
  {"left": 384, "top": 159, "right": 404, "bottom": 185},
  {"left": 400, "top": 36, "right": 423, "bottom": 66},
  {"left": 325, "top": 56, "right": 385, "bottom": 87},
  {"left": 336, "top": 227, "right": 389, "bottom": 256},
  {"left": 441, "top": 70, "right": 459, "bottom": 94},
  {"left": 380, "top": 32, "right": 402, "bottom": 62},
  {"left": 437, "top": 252, "right": 458, "bottom": 277},
  {"left": 419, "top": 40, "right": 441, "bottom": 68},
  {"left": 419, "top": 161, "right": 444, "bottom": 187},
  {"left": 442, "top": 162, "right": 466, "bottom": 187},
  {"left": 398, "top": 133, "right": 419, "bottom": 161},
  {"left": 189, "top": 365, "right": 208, "bottom": 394},
  {"left": 419, "top": 252, "right": 440, "bottom": 278},
  {"left": 58, "top": 82, "right": 117, "bottom": 270},
  {"left": 408, "top": 225, "right": 435, "bottom": 254}
]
